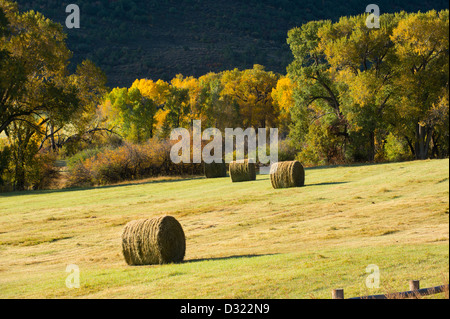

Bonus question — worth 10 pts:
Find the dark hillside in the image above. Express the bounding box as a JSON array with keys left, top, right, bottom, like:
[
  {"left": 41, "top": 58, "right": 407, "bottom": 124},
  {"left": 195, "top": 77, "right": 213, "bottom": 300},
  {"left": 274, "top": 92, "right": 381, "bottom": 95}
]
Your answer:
[{"left": 15, "top": 0, "right": 449, "bottom": 87}]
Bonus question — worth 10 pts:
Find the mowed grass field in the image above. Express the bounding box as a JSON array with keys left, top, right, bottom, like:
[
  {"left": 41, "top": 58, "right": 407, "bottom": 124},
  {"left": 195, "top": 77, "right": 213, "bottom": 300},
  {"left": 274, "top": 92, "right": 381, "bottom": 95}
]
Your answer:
[{"left": 0, "top": 159, "right": 448, "bottom": 299}]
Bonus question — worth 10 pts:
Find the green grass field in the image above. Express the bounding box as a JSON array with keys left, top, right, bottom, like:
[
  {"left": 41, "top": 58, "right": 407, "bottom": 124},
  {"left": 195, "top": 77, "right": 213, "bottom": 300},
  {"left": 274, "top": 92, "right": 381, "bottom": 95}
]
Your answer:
[{"left": 0, "top": 159, "right": 448, "bottom": 299}]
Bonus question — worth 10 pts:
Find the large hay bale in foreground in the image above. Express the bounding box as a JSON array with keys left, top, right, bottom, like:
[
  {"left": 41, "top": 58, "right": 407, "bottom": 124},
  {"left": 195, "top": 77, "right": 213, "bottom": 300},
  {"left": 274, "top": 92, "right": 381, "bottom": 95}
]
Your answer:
[
  {"left": 121, "top": 215, "right": 186, "bottom": 265},
  {"left": 229, "top": 160, "right": 256, "bottom": 182},
  {"left": 204, "top": 161, "right": 227, "bottom": 178},
  {"left": 270, "top": 160, "right": 305, "bottom": 189}
]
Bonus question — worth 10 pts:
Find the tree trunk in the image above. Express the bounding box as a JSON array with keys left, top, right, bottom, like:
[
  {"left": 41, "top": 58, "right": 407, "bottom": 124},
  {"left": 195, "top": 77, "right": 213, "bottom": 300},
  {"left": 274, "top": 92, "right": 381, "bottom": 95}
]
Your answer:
[
  {"left": 431, "top": 132, "right": 440, "bottom": 158},
  {"left": 404, "top": 135, "right": 415, "bottom": 158},
  {"left": 415, "top": 123, "right": 433, "bottom": 160},
  {"left": 369, "top": 131, "right": 375, "bottom": 162},
  {"left": 14, "top": 144, "right": 26, "bottom": 191},
  {"left": 50, "top": 124, "right": 57, "bottom": 151}
]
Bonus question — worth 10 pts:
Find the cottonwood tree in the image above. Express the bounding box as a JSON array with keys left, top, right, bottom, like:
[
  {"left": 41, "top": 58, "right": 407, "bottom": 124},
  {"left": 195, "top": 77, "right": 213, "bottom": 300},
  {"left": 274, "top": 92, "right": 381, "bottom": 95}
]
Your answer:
[
  {"left": 318, "top": 13, "right": 402, "bottom": 161},
  {"left": 271, "top": 75, "right": 296, "bottom": 138},
  {"left": 130, "top": 77, "right": 191, "bottom": 137},
  {"left": 101, "top": 87, "right": 156, "bottom": 143},
  {"left": 221, "top": 65, "right": 279, "bottom": 129},
  {"left": 287, "top": 20, "right": 348, "bottom": 164},
  {"left": 390, "top": 10, "right": 449, "bottom": 160},
  {"left": 0, "top": 3, "right": 78, "bottom": 134},
  {"left": 197, "top": 72, "right": 238, "bottom": 130},
  {"left": 286, "top": 10, "right": 449, "bottom": 163},
  {"left": 0, "top": 1, "right": 107, "bottom": 189}
]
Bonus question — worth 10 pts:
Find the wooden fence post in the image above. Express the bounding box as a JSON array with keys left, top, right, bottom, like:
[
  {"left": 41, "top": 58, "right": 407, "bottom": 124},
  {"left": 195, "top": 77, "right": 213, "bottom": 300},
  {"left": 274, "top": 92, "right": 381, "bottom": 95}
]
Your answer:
[
  {"left": 332, "top": 289, "right": 344, "bottom": 299},
  {"left": 409, "top": 280, "right": 420, "bottom": 299},
  {"left": 409, "top": 280, "right": 420, "bottom": 290}
]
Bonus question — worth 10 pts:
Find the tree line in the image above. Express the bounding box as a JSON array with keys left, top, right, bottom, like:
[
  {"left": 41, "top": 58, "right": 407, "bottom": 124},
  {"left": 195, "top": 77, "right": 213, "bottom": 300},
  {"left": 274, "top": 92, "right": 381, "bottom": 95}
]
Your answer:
[
  {"left": 0, "top": 0, "right": 448, "bottom": 191},
  {"left": 287, "top": 10, "right": 449, "bottom": 164},
  {"left": 99, "top": 9, "right": 449, "bottom": 165}
]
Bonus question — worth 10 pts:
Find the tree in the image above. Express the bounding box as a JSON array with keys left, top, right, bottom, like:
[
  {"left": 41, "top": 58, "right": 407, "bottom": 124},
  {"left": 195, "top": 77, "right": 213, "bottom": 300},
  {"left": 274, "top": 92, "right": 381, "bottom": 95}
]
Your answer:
[
  {"left": 101, "top": 87, "right": 156, "bottom": 143},
  {"left": 0, "top": 7, "right": 7, "bottom": 37},
  {"left": 198, "top": 72, "right": 239, "bottom": 131},
  {"left": 271, "top": 75, "right": 295, "bottom": 137},
  {"left": 7, "top": 120, "right": 41, "bottom": 190},
  {"left": 0, "top": 1, "right": 107, "bottom": 190},
  {"left": 56, "top": 60, "right": 109, "bottom": 154},
  {"left": 164, "top": 84, "right": 190, "bottom": 132},
  {"left": 0, "top": 3, "right": 77, "bottom": 134},
  {"left": 221, "top": 65, "right": 279, "bottom": 129},
  {"left": 318, "top": 13, "right": 402, "bottom": 161},
  {"left": 171, "top": 74, "right": 202, "bottom": 121},
  {"left": 286, "top": 10, "right": 449, "bottom": 163},
  {"left": 287, "top": 20, "right": 348, "bottom": 163},
  {"left": 390, "top": 10, "right": 449, "bottom": 159}
]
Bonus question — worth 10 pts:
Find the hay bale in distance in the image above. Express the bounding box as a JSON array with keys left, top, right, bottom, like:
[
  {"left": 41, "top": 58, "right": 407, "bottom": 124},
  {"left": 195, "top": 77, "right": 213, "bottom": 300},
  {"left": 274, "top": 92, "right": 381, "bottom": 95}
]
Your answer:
[
  {"left": 204, "top": 161, "right": 227, "bottom": 178},
  {"left": 121, "top": 215, "right": 186, "bottom": 265},
  {"left": 270, "top": 160, "right": 305, "bottom": 189},
  {"left": 229, "top": 160, "right": 256, "bottom": 182}
]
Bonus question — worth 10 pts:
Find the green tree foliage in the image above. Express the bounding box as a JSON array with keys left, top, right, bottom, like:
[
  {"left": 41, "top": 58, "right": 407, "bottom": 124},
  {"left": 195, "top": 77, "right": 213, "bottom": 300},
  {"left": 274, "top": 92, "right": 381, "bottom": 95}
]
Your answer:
[
  {"left": 197, "top": 72, "right": 237, "bottom": 130},
  {"left": 102, "top": 87, "right": 156, "bottom": 143},
  {"left": 390, "top": 10, "right": 449, "bottom": 159},
  {"left": 318, "top": 13, "right": 404, "bottom": 161},
  {"left": 101, "top": 66, "right": 281, "bottom": 141},
  {"left": 0, "top": 3, "right": 78, "bottom": 134},
  {"left": 0, "top": 1, "right": 107, "bottom": 190},
  {"left": 287, "top": 20, "right": 348, "bottom": 163},
  {"left": 287, "top": 10, "right": 449, "bottom": 164}
]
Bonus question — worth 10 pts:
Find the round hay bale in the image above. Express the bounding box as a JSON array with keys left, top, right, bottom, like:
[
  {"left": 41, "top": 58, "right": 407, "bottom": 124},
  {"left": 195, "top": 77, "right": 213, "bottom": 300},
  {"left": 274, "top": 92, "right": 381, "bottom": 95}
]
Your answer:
[
  {"left": 204, "top": 161, "right": 227, "bottom": 178},
  {"left": 121, "top": 215, "right": 186, "bottom": 265},
  {"left": 229, "top": 160, "right": 256, "bottom": 182},
  {"left": 270, "top": 160, "right": 305, "bottom": 189}
]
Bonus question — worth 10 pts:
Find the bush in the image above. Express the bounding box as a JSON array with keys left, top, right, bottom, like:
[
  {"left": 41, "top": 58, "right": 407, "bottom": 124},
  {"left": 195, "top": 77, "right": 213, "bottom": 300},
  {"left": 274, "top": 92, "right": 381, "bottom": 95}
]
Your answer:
[
  {"left": 297, "top": 121, "right": 345, "bottom": 166},
  {"left": 28, "top": 152, "right": 60, "bottom": 190},
  {"left": 1, "top": 137, "right": 60, "bottom": 191},
  {"left": 277, "top": 139, "right": 298, "bottom": 162},
  {"left": 67, "top": 161, "right": 93, "bottom": 188},
  {"left": 384, "top": 133, "right": 411, "bottom": 162},
  {"left": 0, "top": 147, "right": 60, "bottom": 191},
  {"left": 67, "top": 139, "right": 203, "bottom": 187},
  {"left": 67, "top": 147, "right": 105, "bottom": 169}
]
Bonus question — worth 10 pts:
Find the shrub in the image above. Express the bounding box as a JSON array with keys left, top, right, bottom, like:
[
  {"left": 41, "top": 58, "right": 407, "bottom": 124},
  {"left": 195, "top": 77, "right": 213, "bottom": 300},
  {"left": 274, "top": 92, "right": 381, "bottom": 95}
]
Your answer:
[
  {"left": 67, "top": 138, "right": 203, "bottom": 187},
  {"left": 0, "top": 140, "right": 59, "bottom": 191},
  {"left": 296, "top": 120, "right": 346, "bottom": 166},
  {"left": 67, "top": 147, "right": 105, "bottom": 170},
  {"left": 28, "top": 152, "right": 60, "bottom": 190},
  {"left": 384, "top": 133, "right": 411, "bottom": 162},
  {"left": 277, "top": 139, "right": 298, "bottom": 162},
  {"left": 67, "top": 161, "right": 93, "bottom": 187}
]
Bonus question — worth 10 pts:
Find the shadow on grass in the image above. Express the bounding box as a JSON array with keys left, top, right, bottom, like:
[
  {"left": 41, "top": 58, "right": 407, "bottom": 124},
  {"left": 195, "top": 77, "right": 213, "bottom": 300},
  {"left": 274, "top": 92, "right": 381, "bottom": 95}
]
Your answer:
[
  {"left": 0, "top": 176, "right": 205, "bottom": 198},
  {"left": 304, "top": 160, "right": 409, "bottom": 171},
  {"left": 305, "top": 181, "right": 349, "bottom": 187},
  {"left": 185, "top": 253, "right": 279, "bottom": 264}
]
